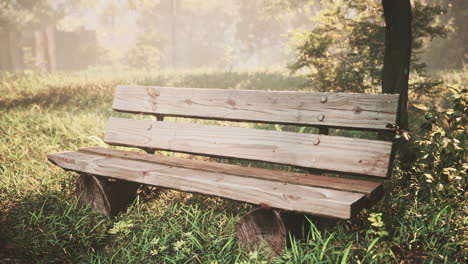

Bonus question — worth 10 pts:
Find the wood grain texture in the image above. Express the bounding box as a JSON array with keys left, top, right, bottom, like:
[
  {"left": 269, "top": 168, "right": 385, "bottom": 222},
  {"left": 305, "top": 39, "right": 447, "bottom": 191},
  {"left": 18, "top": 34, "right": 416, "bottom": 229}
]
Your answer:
[
  {"left": 112, "top": 85, "right": 399, "bottom": 130},
  {"left": 104, "top": 118, "right": 393, "bottom": 177},
  {"left": 75, "top": 174, "right": 112, "bottom": 216},
  {"left": 75, "top": 174, "right": 138, "bottom": 216},
  {"left": 79, "top": 147, "right": 382, "bottom": 199},
  {"left": 47, "top": 150, "right": 367, "bottom": 219},
  {"left": 237, "top": 208, "right": 286, "bottom": 256}
]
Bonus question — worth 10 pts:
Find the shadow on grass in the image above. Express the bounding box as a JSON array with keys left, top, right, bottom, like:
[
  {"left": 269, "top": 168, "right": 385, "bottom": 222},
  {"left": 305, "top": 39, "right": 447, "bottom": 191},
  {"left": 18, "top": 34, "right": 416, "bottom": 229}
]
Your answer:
[
  {"left": 176, "top": 190, "right": 347, "bottom": 245},
  {"left": 0, "top": 84, "right": 114, "bottom": 111},
  {"left": 170, "top": 71, "right": 307, "bottom": 90},
  {"left": 1, "top": 184, "right": 361, "bottom": 263},
  {"left": 1, "top": 190, "right": 111, "bottom": 263}
]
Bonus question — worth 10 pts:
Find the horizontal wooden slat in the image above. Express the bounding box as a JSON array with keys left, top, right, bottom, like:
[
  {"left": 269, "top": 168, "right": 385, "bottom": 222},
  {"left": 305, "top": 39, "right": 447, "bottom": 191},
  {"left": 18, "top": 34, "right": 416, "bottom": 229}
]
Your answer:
[
  {"left": 112, "top": 85, "right": 399, "bottom": 131},
  {"left": 47, "top": 150, "right": 368, "bottom": 219},
  {"left": 104, "top": 118, "right": 393, "bottom": 177},
  {"left": 79, "top": 147, "right": 383, "bottom": 200}
]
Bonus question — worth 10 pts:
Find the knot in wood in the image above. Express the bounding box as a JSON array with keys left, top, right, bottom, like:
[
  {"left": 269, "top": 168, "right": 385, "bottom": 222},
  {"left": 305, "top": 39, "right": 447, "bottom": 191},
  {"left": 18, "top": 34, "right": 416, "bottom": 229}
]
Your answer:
[
  {"left": 146, "top": 87, "right": 160, "bottom": 112},
  {"left": 146, "top": 87, "right": 160, "bottom": 98},
  {"left": 313, "top": 138, "right": 320, "bottom": 145},
  {"left": 317, "top": 114, "right": 325, "bottom": 121},
  {"left": 320, "top": 96, "right": 327, "bottom": 103}
]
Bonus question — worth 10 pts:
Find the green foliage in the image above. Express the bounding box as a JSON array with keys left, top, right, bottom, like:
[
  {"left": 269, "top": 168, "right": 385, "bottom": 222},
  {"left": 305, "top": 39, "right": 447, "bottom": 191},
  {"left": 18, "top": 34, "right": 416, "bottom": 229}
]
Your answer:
[
  {"left": 125, "top": 33, "right": 162, "bottom": 70},
  {"left": 422, "top": 0, "right": 468, "bottom": 69},
  {"left": 127, "top": 0, "right": 239, "bottom": 69},
  {"left": 412, "top": 85, "right": 467, "bottom": 201},
  {"left": 0, "top": 0, "right": 58, "bottom": 29},
  {"left": 290, "top": 0, "right": 383, "bottom": 92},
  {"left": 367, "top": 213, "right": 389, "bottom": 237},
  {"left": 235, "top": 0, "right": 306, "bottom": 59},
  {"left": 290, "top": 0, "right": 448, "bottom": 93},
  {"left": 0, "top": 0, "right": 96, "bottom": 30},
  {"left": 125, "top": 0, "right": 315, "bottom": 69}
]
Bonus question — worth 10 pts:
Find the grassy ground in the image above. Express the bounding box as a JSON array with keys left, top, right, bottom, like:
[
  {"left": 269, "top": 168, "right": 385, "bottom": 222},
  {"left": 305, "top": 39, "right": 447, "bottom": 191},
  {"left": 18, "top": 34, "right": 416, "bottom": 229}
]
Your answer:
[{"left": 0, "top": 70, "right": 466, "bottom": 263}]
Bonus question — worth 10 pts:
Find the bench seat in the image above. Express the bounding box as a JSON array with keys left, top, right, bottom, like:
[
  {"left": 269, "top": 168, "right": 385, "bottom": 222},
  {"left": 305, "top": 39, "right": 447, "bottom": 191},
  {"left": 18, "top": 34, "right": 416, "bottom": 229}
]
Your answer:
[{"left": 48, "top": 147, "right": 382, "bottom": 219}]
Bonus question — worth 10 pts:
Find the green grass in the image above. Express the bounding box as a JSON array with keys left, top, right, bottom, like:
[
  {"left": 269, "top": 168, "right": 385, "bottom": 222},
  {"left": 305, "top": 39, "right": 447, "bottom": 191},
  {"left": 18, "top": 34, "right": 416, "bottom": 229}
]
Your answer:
[{"left": 0, "top": 70, "right": 466, "bottom": 263}]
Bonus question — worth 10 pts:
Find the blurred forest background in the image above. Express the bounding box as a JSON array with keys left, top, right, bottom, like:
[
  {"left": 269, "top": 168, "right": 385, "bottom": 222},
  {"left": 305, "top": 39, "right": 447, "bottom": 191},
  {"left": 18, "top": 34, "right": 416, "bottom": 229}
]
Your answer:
[{"left": 0, "top": 0, "right": 466, "bottom": 73}]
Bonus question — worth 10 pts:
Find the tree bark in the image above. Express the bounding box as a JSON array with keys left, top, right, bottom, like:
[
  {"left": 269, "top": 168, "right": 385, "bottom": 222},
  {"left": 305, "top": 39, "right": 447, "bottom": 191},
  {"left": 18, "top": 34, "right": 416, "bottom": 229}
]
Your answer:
[
  {"left": 381, "top": 0, "right": 412, "bottom": 132},
  {"left": 381, "top": 0, "right": 414, "bottom": 170}
]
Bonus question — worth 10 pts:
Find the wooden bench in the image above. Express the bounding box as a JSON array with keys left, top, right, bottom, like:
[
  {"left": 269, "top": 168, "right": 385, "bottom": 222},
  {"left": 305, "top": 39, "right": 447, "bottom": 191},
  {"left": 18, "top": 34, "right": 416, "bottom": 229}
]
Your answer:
[{"left": 48, "top": 85, "right": 399, "bottom": 254}]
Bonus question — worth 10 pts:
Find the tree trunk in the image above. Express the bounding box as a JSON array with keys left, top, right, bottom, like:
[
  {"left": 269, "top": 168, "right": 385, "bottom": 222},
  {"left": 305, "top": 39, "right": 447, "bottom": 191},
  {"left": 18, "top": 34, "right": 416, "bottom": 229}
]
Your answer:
[
  {"left": 0, "top": 28, "right": 11, "bottom": 71},
  {"left": 381, "top": 0, "right": 413, "bottom": 167},
  {"left": 171, "top": 0, "right": 177, "bottom": 69},
  {"left": 34, "top": 30, "right": 46, "bottom": 71},
  {"left": 381, "top": 0, "right": 412, "bottom": 131},
  {"left": 9, "top": 31, "right": 23, "bottom": 71},
  {"left": 45, "top": 26, "right": 57, "bottom": 72}
]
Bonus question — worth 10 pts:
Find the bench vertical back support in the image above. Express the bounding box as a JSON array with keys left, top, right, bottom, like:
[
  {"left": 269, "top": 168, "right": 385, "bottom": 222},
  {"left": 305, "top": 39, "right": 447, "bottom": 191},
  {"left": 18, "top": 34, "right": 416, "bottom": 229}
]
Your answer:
[{"left": 105, "top": 85, "right": 399, "bottom": 179}]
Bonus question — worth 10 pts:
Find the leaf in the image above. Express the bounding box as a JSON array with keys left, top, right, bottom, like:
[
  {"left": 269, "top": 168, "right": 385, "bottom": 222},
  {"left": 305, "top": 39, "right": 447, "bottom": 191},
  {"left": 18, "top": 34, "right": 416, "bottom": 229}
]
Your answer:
[
  {"left": 367, "top": 237, "right": 380, "bottom": 251},
  {"left": 448, "top": 84, "right": 460, "bottom": 94},
  {"left": 424, "top": 173, "right": 434, "bottom": 183},
  {"left": 371, "top": 221, "right": 384, "bottom": 227},
  {"left": 377, "top": 231, "right": 389, "bottom": 237},
  {"left": 341, "top": 243, "right": 353, "bottom": 264},
  {"left": 424, "top": 173, "right": 433, "bottom": 180},
  {"left": 413, "top": 103, "right": 429, "bottom": 111},
  {"left": 402, "top": 131, "right": 411, "bottom": 140}
]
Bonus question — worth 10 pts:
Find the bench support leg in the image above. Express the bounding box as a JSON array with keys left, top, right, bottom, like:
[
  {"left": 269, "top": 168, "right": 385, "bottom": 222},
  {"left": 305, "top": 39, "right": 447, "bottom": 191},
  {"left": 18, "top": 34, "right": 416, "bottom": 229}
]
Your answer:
[
  {"left": 75, "top": 174, "right": 139, "bottom": 216},
  {"left": 237, "top": 207, "right": 287, "bottom": 256}
]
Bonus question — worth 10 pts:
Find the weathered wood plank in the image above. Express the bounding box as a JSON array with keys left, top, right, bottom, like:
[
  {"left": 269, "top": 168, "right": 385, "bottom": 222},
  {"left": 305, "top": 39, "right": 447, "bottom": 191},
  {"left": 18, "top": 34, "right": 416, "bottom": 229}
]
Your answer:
[
  {"left": 47, "top": 151, "right": 367, "bottom": 219},
  {"left": 79, "top": 147, "right": 383, "bottom": 199},
  {"left": 112, "top": 85, "right": 399, "bottom": 130},
  {"left": 104, "top": 118, "right": 393, "bottom": 177}
]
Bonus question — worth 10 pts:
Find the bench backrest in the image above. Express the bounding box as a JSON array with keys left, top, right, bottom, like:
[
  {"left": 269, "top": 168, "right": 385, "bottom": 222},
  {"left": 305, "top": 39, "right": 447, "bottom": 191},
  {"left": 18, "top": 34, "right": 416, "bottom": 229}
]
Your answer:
[{"left": 104, "top": 85, "right": 399, "bottom": 178}]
